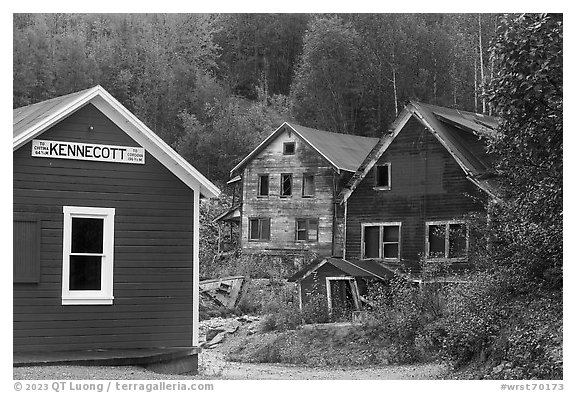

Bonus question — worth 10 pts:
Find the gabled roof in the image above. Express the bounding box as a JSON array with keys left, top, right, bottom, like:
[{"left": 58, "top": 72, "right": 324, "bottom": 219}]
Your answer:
[
  {"left": 338, "top": 101, "right": 499, "bottom": 203},
  {"left": 288, "top": 257, "right": 397, "bottom": 282},
  {"left": 230, "top": 122, "right": 379, "bottom": 176},
  {"left": 13, "top": 85, "right": 220, "bottom": 198}
]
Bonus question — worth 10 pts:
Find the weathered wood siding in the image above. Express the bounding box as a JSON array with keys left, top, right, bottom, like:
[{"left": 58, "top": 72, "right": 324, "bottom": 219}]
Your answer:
[
  {"left": 13, "top": 104, "right": 195, "bottom": 352},
  {"left": 345, "top": 116, "right": 486, "bottom": 269},
  {"left": 300, "top": 263, "right": 348, "bottom": 306},
  {"left": 241, "top": 129, "right": 339, "bottom": 256}
]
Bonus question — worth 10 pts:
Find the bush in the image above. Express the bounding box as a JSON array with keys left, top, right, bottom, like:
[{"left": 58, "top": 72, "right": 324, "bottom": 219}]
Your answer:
[{"left": 362, "top": 277, "right": 447, "bottom": 363}]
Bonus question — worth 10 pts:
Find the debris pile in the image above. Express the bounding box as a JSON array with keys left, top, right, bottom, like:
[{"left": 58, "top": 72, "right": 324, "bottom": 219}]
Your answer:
[{"left": 199, "top": 315, "right": 261, "bottom": 349}]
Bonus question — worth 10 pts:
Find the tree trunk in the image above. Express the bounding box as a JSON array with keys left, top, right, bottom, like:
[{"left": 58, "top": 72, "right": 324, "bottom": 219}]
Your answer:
[{"left": 478, "top": 14, "right": 486, "bottom": 114}]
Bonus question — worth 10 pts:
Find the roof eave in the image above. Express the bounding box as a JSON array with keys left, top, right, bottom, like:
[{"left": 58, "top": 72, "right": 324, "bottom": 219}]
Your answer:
[
  {"left": 13, "top": 85, "right": 220, "bottom": 199},
  {"left": 13, "top": 86, "right": 101, "bottom": 151}
]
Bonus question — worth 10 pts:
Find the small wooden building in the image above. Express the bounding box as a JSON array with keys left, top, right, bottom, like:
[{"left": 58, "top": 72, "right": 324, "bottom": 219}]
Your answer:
[
  {"left": 290, "top": 102, "right": 498, "bottom": 317},
  {"left": 228, "top": 122, "right": 379, "bottom": 257},
  {"left": 13, "top": 86, "right": 220, "bottom": 370}
]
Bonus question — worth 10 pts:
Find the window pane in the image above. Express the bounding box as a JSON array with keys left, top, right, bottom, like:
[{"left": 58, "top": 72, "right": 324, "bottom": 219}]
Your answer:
[
  {"left": 281, "top": 174, "right": 292, "bottom": 196},
  {"left": 259, "top": 175, "right": 269, "bottom": 196},
  {"left": 383, "top": 226, "right": 399, "bottom": 242},
  {"left": 72, "top": 218, "right": 103, "bottom": 253},
  {"left": 296, "top": 220, "right": 306, "bottom": 240},
  {"left": 69, "top": 255, "right": 102, "bottom": 290},
  {"left": 249, "top": 219, "right": 259, "bottom": 240},
  {"left": 364, "top": 226, "right": 380, "bottom": 258},
  {"left": 261, "top": 219, "right": 271, "bottom": 240},
  {"left": 308, "top": 219, "right": 318, "bottom": 241},
  {"left": 428, "top": 225, "right": 446, "bottom": 257},
  {"left": 383, "top": 243, "right": 399, "bottom": 259},
  {"left": 449, "top": 224, "right": 467, "bottom": 258},
  {"left": 303, "top": 175, "right": 315, "bottom": 196},
  {"left": 376, "top": 165, "right": 389, "bottom": 187}
]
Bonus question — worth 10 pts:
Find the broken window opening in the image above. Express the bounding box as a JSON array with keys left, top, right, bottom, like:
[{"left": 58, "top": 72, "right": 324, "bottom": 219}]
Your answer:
[
  {"left": 426, "top": 221, "right": 468, "bottom": 260},
  {"left": 258, "top": 174, "right": 269, "bottom": 197},
  {"left": 302, "top": 174, "right": 315, "bottom": 197},
  {"left": 283, "top": 142, "right": 295, "bottom": 155},
  {"left": 281, "top": 173, "right": 292, "bottom": 197},
  {"left": 374, "top": 163, "right": 391, "bottom": 189},
  {"left": 248, "top": 218, "right": 271, "bottom": 241}
]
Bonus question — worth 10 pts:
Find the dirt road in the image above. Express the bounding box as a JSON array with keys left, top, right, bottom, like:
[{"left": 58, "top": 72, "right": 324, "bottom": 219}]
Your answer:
[{"left": 13, "top": 349, "right": 447, "bottom": 380}]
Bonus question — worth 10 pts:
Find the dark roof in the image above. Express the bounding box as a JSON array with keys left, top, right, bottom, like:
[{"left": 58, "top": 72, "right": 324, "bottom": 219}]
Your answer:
[
  {"left": 13, "top": 87, "right": 95, "bottom": 139},
  {"left": 338, "top": 101, "right": 500, "bottom": 203},
  {"left": 230, "top": 122, "right": 379, "bottom": 175},
  {"left": 213, "top": 204, "right": 241, "bottom": 223},
  {"left": 288, "top": 257, "right": 398, "bottom": 282}
]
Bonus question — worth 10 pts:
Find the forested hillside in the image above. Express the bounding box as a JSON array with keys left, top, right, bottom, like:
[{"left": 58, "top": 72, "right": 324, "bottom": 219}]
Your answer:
[{"left": 13, "top": 13, "right": 499, "bottom": 184}]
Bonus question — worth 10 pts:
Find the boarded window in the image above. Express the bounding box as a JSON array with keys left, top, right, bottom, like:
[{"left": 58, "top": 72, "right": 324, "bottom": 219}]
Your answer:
[
  {"left": 283, "top": 142, "right": 295, "bottom": 155},
  {"left": 363, "top": 223, "right": 401, "bottom": 260},
  {"left": 296, "top": 218, "right": 318, "bottom": 242},
  {"left": 302, "top": 174, "right": 315, "bottom": 197},
  {"left": 13, "top": 214, "right": 41, "bottom": 283},
  {"left": 249, "top": 218, "right": 271, "bottom": 241},
  {"left": 281, "top": 174, "right": 292, "bottom": 196},
  {"left": 375, "top": 164, "right": 391, "bottom": 189},
  {"left": 426, "top": 221, "right": 468, "bottom": 259},
  {"left": 258, "top": 174, "right": 269, "bottom": 196}
]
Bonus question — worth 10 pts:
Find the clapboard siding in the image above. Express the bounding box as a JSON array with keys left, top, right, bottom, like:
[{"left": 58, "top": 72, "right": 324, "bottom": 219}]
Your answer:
[
  {"left": 13, "top": 104, "right": 195, "bottom": 353},
  {"left": 241, "top": 129, "right": 340, "bottom": 255},
  {"left": 300, "top": 263, "right": 350, "bottom": 305},
  {"left": 345, "top": 116, "right": 486, "bottom": 267}
]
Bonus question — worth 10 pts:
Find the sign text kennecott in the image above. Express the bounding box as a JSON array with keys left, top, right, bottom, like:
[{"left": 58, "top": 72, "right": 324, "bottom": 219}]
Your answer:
[{"left": 32, "top": 140, "right": 145, "bottom": 164}]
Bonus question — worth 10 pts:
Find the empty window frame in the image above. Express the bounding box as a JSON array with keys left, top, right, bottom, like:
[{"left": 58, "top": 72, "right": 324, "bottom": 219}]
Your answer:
[
  {"left": 258, "top": 174, "right": 269, "bottom": 196},
  {"left": 62, "top": 206, "right": 115, "bottom": 305},
  {"left": 283, "top": 142, "right": 296, "bottom": 155},
  {"left": 302, "top": 174, "right": 315, "bottom": 197},
  {"left": 425, "top": 221, "right": 468, "bottom": 260},
  {"left": 280, "top": 173, "right": 293, "bottom": 197},
  {"left": 374, "top": 163, "right": 391, "bottom": 190},
  {"left": 296, "top": 218, "right": 319, "bottom": 242},
  {"left": 248, "top": 218, "right": 271, "bottom": 241},
  {"left": 361, "top": 222, "right": 401, "bottom": 260}
]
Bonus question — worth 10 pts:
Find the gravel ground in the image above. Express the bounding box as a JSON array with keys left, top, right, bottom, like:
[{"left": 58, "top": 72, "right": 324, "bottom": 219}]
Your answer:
[
  {"left": 13, "top": 317, "right": 448, "bottom": 380},
  {"left": 13, "top": 350, "right": 447, "bottom": 380}
]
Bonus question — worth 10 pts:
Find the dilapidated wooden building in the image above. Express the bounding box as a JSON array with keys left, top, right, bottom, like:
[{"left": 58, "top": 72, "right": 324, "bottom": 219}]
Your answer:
[
  {"left": 289, "top": 102, "right": 498, "bottom": 317},
  {"left": 13, "top": 86, "right": 219, "bottom": 372},
  {"left": 227, "top": 122, "right": 379, "bottom": 257}
]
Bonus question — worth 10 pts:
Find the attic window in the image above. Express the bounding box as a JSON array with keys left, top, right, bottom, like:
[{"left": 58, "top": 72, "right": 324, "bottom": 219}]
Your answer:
[
  {"left": 374, "top": 163, "right": 391, "bottom": 190},
  {"left": 283, "top": 142, "right": 295, "bottom": 155}
]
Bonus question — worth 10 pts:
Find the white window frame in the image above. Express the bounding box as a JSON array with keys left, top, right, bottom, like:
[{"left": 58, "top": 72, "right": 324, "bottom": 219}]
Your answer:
[
  {"left": 361, "top": 222, "right": 402, "bottom": 261},
  {"left": 62, "top": 206, "right": 115, "bottom": 305},
  {"left": 373, "top": 162, "right": 391, "bottom": 190},
  {"left": 425, "top": 220, "right": 469, "bottom": 261}
]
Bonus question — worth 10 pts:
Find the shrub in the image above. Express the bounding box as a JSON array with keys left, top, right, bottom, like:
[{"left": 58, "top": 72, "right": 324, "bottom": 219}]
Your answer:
[{"left": 362, "top": 277, "right": 447, "bottom": 363}]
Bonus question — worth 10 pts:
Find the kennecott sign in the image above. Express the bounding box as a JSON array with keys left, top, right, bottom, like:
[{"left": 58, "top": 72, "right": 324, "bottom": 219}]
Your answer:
[{"left": 32, "top": 140, "right": 145, "bottom": 165}]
